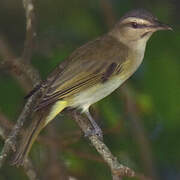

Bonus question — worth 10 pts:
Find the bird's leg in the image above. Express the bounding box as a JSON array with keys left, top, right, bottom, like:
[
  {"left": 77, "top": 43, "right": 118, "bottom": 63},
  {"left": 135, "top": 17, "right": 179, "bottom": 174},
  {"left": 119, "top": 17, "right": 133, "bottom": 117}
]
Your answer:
[{"left": 84, "top": 110, "right": 103, "bottom": 140}]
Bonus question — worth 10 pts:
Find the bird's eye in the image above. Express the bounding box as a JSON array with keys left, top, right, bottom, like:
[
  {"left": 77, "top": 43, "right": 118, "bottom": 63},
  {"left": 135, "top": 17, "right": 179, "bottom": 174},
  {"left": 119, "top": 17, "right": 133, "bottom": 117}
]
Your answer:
[{"left": 131, "top": 22, "right": 138, "bottom": 28}]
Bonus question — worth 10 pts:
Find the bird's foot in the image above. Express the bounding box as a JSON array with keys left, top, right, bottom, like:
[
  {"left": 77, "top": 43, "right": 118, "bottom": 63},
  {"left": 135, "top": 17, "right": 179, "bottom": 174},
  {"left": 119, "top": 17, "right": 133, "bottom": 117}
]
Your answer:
[{"left": 85, "top": 127, "right": 103, "bottom": 141}]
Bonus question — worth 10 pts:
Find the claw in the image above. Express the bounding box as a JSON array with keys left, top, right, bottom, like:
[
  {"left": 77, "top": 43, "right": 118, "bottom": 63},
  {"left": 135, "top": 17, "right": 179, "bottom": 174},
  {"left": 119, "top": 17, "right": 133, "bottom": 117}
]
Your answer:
[
  {"left": 84, "top": 128, "right": 103, "bottom": 141},
  {"left": 84, "top": 110, "right": 103, "bottom": 140}
]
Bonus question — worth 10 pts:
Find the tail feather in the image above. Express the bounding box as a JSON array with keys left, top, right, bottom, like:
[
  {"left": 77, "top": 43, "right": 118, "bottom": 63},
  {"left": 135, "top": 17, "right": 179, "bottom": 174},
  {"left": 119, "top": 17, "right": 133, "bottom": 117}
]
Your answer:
[
  {"left": 12, "top": 100, "right": 68, "bottom": 166},
  {"left": 12, "top": 112, "right": 46, "bottom": 166}
]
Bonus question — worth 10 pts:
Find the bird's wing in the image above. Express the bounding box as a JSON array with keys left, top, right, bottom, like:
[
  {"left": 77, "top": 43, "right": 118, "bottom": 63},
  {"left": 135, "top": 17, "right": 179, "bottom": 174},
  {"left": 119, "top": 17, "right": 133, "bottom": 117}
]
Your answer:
[{"left": 35, "top": 35, "right": 128, "bottom": 110}]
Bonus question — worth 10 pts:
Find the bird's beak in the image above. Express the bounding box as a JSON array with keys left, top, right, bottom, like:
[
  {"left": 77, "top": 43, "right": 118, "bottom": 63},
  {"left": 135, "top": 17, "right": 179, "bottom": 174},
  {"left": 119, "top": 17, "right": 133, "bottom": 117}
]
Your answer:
[{"left": 152, "top": 20, "right": 173, "bottom": 31}]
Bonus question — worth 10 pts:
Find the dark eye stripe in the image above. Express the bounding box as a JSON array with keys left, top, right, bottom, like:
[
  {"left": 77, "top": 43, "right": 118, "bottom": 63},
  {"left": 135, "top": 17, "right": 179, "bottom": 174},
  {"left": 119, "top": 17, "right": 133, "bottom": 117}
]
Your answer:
[
  {"left": 130, "top": 22, "right": 149, "bottom": 29},
  {"left": 132, "top": 22, "right": 138, "bottom": 28},
  {"left": 120, "top": 22, "right": 150, "bottom": 29}
]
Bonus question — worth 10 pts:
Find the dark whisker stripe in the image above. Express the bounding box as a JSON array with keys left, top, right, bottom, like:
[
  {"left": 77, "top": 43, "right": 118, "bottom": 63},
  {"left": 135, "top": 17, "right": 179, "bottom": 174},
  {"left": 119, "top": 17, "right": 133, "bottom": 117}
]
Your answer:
[{"left": 141, "top": 32, "right": 150, "bottom": 38}]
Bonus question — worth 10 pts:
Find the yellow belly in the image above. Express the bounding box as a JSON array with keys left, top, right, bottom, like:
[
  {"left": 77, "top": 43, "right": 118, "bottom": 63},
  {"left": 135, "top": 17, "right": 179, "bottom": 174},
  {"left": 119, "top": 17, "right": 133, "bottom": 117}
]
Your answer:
[{"left": 69, "top": 75, "right": 126, "bottom": 112}]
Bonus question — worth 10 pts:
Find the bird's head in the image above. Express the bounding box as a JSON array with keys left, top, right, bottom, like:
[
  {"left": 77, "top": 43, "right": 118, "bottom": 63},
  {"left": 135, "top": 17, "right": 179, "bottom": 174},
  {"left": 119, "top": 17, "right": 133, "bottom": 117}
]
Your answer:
[{"left": 109, "top": 9, "right": 172, "bottom": 49}]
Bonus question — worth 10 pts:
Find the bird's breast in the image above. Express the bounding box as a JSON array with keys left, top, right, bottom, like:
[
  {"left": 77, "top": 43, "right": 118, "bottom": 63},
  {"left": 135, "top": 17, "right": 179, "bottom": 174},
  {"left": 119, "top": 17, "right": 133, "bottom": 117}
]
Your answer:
[{"left": 122, "top": 49, "right": 145, "bottom": 79}]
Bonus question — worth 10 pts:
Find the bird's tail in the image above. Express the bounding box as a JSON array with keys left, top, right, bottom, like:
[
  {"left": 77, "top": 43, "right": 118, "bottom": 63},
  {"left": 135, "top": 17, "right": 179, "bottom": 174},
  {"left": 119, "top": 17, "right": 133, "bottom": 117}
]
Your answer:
[{"left": 12, "top": 100, "right": 68, "bottom": 166}]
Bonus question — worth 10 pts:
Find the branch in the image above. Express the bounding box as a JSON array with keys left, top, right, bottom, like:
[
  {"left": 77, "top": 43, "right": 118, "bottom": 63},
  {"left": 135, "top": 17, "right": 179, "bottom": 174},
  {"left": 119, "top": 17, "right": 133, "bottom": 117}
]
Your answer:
[
  {"left": 22, "top": 0, "right": 37, "bottom": 62},
  {"left": 0, "top": 112, "right": 39, "bottom": 180},
  {"left": 70, "top": 110, "right": 135, "bottom": 179},
  {"left": 0, "top": 35, "right": 41, "bottom": 91},
  {"left": 0, "top": 89, "right": 42, "bottom": 168},
  {"left": 121, "top": 86, "right": 158, "bottom": 180},
  {"left": 45, "top": 124, "right": 69, "bottom": 180},
  {"left": 100, "top": 0, "right": 116, "bottom": 28},
  {"left": 0, "top": 0, "right": 41, "bottom": 168},
  {"left": 0, "top": 112, "right": 9, "bottom": 140},
  {"left": 0, "top": 0, "right": 39, "bottom": 88},
  {"left": 99, "top": 0, "right": 158, "bottom": 178},
  {"left": 23, "top": 159, "right": 39, "bottom": 180}
]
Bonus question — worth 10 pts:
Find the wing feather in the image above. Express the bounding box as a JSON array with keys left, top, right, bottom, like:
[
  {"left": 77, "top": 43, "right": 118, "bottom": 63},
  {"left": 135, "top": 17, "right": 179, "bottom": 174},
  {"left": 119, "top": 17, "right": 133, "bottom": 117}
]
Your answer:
[{"left": 34, "top": 35, "right": 128, "bottom": 111}]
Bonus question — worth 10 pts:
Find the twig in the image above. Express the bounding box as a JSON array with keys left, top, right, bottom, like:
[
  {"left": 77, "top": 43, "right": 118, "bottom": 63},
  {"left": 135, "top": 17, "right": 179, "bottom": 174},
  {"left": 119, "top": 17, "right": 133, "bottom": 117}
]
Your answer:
[
  {"left": 121, "top": 86, "right": 158, "bottom": 180},
  {"left": 0, "top": 126, "right": 6, "bottom": 140},
  {"left": 22, "top": 0, "right": 37, "bottom": 62},
  {"left": 0, "top": 111, "right": 12, "bottom": 140},
  {"left": 0, "top": 0, "right": 41, "bottom": 168},
  {"left": 0, "top": 0, "right": 39, "bottom": 89},
  {"left": 23, "top": 159, "right": 39, "bottom": 180},
  {"left": 0, "top": 35, "right": 41, "bottom": 90},
  {"left": 0, "top": 36, "right": 33, "bottom": 91},
  {"left": 100, "top": 0, "right": 116, "bottom": 28},
  {"left": 0, "top": 112, "right": 39, "bottom": 180},
  {"left": 71, "top": 111, "right": 135, "bottom": 179},
  {"left": 45, "top": 124, "right": 69, "bottom": 180},
  {"left": 0, "top": 89, "right": 42, "bottom": 168},
  {"left": 99, "top": 0, "right": 158, "bottom": 178}
]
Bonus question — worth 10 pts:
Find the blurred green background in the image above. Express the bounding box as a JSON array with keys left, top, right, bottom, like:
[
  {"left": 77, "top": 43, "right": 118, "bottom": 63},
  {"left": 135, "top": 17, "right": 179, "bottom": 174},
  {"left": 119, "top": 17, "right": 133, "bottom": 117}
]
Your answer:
[{"left": 0, "top": 0, "right": 179, "bottom": 179}]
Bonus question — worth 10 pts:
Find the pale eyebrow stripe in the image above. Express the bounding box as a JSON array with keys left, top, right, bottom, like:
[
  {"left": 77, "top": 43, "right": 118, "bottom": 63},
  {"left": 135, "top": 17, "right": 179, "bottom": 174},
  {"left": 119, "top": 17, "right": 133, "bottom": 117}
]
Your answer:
[{"left": 121, "top": 17, "right": 152, "bottom": 25}]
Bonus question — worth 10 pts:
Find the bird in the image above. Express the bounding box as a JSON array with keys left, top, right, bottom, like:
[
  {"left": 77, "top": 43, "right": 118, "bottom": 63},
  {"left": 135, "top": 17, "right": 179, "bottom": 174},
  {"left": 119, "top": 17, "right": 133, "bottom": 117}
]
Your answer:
[{"left": 12, "top": 9, "right": 172, "bottom": 166}]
